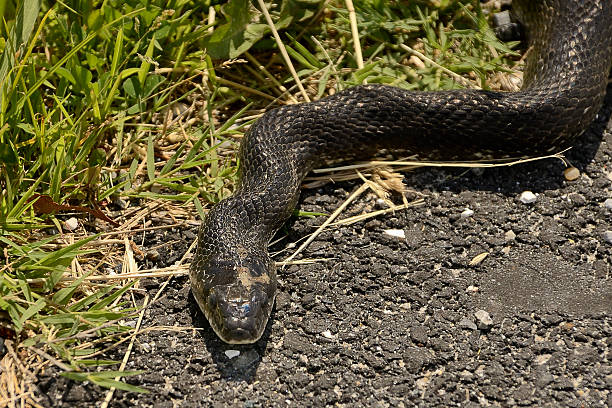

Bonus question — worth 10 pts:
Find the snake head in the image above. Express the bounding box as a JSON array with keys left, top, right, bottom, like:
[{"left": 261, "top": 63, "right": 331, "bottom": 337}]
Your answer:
[{"left": 190, "top": 255, "right": 277, "bottom": 344}]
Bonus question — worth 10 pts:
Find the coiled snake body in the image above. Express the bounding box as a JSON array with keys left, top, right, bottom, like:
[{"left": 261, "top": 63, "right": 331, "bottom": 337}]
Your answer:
[{"left": 190, "top": 0, "right": 612, "bottom": 344}]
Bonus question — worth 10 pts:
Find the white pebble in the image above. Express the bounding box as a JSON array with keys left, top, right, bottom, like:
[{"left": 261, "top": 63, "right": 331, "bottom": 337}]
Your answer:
[
  {"left": 225, "top": 350, "right": 240, "bottom": 359},
  {"left": 64, "top": 217, "right": 79, "bottom": 231},
  {"left": 604, "top": 198, "right": 612, "bottom": 210},
  {"left": 321, "top": 330, "right": 335, "bottom": 339},
  {"left": 603, "top": 231, "right": 612, "bottom": 244},
  {"left": 474, "top": 310, "right": 493, "bottom": 329},
  {"left": 461, "top": 208, "right": 474, "bottom": 218},
  {"left": 519, "top": 191, "right": 537, "bottom": 204},
  {"left": 384, "top": 229, "right": 405, "bottom": 239}
]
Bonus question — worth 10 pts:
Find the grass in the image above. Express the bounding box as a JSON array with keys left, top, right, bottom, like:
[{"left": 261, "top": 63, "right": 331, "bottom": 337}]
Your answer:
[{"left": 0, "top": 0, "right": 521, "bottom": 403}]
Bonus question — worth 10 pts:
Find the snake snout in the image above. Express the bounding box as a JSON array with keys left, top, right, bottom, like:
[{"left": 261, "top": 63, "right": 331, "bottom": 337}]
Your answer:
[
  {"left": 190, "top": 254, "right": 278, "bottom": 344},
  {"left": 207, "top": 283, "right": 273, "bottom": 344}
]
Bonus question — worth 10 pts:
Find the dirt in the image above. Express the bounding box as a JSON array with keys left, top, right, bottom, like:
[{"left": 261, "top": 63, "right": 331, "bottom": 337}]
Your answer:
[{"left": 34, "top": 86, "right": 612, "bottom": 407}]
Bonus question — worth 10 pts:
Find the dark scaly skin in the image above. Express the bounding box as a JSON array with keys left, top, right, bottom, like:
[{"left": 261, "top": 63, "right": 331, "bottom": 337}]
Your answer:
[{"left": 190, "top": 0, "right": 612, "bottom": 344}]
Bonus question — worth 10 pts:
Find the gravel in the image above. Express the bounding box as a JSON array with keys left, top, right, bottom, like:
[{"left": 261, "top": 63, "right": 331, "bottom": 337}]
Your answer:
[{"left": 33, "top": 87, "right": 612, "bottom": 408}]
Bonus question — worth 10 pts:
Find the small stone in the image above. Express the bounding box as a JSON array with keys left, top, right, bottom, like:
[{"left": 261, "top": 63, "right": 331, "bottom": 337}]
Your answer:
[
  {"left": 384, "top": 229, "right": 405, "bottom": 239},
  {"left": 321, "top": 330, "right": 335, "bottom": 339},
  {"left": 64, "top": 217, "right": 79, "bottom": 231},
  {"left": 466, "top": 285, "right": 479, "bottom": 293},
  {"left": 519, "top": 191, "right": 537, "bottom": 204},
  {"left": 459, "top": 317, "right": 478, "bottom": 330},
  {"left": 505, "top": 230, "right": 516, "bottom": 241},
  {"left": 535, "top": 354, "right": 551, "bottom": 365},
  {"left": 604, "top": 198, "right": 612, "bottom": 210},
  {"left": 602, "top": 231, "right": 612, "bottom": 244},
  {"left": 493, "top": 10, "right": 520, "bottom": 41},
  {"left": 225, "top": 350, "right": 240, "bottom": 359},
  {"left": 474, "top": 310, "right": 493, "bottom": 330},
  {"left": 563, "top": 167, "right": 580, "bottom": 181},
  {"left": 460, "top": 208, "right": 474, "bottom": 218}
]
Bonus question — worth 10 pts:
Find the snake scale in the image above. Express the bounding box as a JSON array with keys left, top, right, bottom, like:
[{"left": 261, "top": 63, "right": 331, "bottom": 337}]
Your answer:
[{"left": 190, "top": 0, "right": 612, "bottom": 344}]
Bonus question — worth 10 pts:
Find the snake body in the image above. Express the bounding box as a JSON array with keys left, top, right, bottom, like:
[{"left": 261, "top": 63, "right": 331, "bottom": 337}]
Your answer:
[{"left": 190, "top": 0, "right": 612, "bottom": 344}]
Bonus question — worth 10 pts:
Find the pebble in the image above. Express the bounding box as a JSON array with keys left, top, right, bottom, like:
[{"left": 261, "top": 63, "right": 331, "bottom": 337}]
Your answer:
[
  {"left": 225, "top": 350, "right": 240, "bottom": 359},
  {"left": 384, "top": 229, "right": 406, "bottom": 239},
  {"left": 602, "top": 231, "right": 612, "bottom": 244},
  {"left": 563, "top": 167, "right": 580, "bottom": 181},
  {"left": 474, "top": 310, "right": 493, "bottom": 330},
  {"left": 64, "top": 217, "right": 79, "bottom": 231},
  {"left": 505, "top": 230, "right": 516, "bottom": 241},
  {"left": 321, "top": 330, "right": 335, "bottom": 339},
  {"left": 604, "top": 198, "right": 612, "bottom": 210},
  {"left": 460, "top": 208, "right": 474, "bottom": 218},
  {"left": 519, "top": 191, "right": 537, "bottom": 204}
]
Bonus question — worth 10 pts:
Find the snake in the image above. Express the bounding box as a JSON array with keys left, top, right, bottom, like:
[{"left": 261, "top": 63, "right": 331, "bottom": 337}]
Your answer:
[{"left": 189, "top": 0, "right": 612, "bottom": 344}]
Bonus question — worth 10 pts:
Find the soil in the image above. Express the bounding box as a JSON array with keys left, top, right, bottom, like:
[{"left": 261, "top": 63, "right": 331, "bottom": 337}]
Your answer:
[{"left": 34, "top": 86, "right": 612, "bottom": 407}]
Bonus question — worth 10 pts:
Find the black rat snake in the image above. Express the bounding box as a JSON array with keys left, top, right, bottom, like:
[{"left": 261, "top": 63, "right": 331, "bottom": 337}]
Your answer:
[{"left": 190, "top": 0, "right": 612, "bottom": 344}]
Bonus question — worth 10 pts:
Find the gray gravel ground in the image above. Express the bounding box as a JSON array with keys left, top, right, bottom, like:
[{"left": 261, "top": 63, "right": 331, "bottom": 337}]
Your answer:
[{"left": 35, "top": 86, "right": 612, "bottom": 407}]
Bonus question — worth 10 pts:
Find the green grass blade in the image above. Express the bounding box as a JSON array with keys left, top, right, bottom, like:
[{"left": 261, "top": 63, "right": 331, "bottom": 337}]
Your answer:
[
  {"left": 146, "top": 133, "right": 155, "bottom": 181},
  {"left": 0, "top": 0, "right": 41, "bottom": 110}
]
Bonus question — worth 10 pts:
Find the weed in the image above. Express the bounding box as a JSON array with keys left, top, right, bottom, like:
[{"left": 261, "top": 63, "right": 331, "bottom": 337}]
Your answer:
[{"left": 0, "top": 0, "right": 518, "bottom": 400}]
